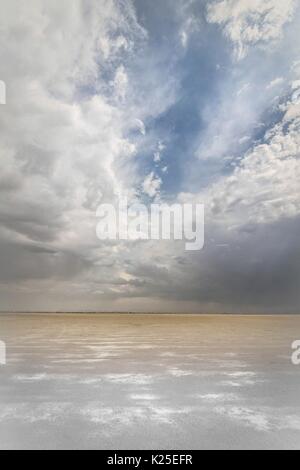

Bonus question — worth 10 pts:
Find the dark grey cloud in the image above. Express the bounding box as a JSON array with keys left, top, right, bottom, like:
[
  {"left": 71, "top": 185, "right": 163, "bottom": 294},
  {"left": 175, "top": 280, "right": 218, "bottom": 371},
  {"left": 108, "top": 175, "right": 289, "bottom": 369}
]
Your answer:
[{"left": 0, "top": 0, "right": 300, "bottom": 313}]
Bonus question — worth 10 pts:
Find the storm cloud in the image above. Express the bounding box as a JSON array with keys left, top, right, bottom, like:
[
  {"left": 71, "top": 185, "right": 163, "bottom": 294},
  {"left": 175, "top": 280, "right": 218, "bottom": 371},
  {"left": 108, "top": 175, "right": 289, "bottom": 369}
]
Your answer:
[{"left": 0, "top": 0, "right": 300, "bottom": 313}]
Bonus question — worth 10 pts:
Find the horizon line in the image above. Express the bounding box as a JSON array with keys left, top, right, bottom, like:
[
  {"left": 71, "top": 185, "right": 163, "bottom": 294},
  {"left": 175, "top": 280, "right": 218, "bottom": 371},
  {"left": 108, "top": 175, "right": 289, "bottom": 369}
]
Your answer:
[{"left": 0, "top": 311, "right": 299, "bottom": 316}]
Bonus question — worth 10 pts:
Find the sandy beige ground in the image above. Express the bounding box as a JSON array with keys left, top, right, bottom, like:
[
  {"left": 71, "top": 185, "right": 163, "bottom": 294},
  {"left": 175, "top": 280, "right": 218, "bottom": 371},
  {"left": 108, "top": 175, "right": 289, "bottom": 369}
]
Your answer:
[{"left": 0, "top": 314, "right": 300, "bottom": 449}]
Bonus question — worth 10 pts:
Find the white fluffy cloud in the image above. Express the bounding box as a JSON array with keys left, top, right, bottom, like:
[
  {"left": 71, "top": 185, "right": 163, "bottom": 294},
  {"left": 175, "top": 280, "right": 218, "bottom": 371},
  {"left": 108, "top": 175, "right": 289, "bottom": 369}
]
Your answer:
[
  {"left": 266, "top": 77, "right": 284, "bottom": 89},
  {"left": 0, "top": 0, "right": 179, "bottom": 309},
  {"left": 1, "top": 0, "right": 300, "bottom": 313},
  {"left": 207, "top": 0, "right": 298, "bottom": 59},
  {"left": 184, "top": 81, "right": 300, "bottom": 230},
  {"left": 113, "top": 65, "right": 129, "bottom": 101},
  {"left": 142, "top": 172, "right": 162, "bottom": 199}
]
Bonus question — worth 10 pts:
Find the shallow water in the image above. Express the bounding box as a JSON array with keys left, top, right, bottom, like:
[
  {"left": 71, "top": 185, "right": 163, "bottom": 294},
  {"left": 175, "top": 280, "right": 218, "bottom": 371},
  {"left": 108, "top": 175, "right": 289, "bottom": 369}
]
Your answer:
[{"left": 0, "top": 314, "right": 299, "bottom": 449}]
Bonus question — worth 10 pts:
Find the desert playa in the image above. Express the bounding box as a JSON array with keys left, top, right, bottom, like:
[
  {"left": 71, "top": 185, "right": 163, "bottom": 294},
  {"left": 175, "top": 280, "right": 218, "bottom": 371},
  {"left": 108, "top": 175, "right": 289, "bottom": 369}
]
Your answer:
[{"left": 0, "top": 313, "right": 299, "bottom": 449}]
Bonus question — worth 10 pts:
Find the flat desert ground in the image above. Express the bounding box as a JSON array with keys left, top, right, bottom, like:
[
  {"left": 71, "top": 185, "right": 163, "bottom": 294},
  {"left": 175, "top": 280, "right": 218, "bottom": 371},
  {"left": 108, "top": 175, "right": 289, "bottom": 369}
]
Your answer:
[{"left": 0, "top": 314, "right": 299, "bottom": 449}]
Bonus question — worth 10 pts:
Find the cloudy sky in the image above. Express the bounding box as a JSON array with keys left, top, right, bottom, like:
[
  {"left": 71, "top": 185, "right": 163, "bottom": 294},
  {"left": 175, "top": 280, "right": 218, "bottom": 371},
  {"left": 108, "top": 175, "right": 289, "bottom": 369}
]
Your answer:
[{"left": 0, "top": 0, "right": 300, "bottom": 313}]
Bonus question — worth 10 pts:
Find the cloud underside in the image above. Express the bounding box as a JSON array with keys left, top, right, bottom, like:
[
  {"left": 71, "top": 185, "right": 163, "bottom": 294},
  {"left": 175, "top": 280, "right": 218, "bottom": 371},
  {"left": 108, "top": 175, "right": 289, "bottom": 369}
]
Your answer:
[{"left": 0, "top": 0, "right": 300, "bottom": 312}]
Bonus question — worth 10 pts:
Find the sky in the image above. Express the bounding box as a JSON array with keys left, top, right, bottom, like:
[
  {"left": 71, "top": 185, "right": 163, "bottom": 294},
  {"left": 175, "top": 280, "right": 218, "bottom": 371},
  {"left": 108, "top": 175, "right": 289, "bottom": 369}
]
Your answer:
[{"left": 0, "top": 0, "right": 300, "bottom": 313}]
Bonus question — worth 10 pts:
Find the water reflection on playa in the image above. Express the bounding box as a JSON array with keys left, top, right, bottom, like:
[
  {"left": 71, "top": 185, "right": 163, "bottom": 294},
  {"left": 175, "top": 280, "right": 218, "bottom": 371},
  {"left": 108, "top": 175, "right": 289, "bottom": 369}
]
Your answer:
[{"left": 0, "top": 314, "right": 299, "bottom": 449}]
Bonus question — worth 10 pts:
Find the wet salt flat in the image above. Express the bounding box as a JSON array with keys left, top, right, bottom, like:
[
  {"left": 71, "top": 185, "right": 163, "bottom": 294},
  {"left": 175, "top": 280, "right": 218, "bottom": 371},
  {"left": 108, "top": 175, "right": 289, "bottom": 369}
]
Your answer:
[{"left": 0, "top": 314, "right": 299, "bottom": 449}]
